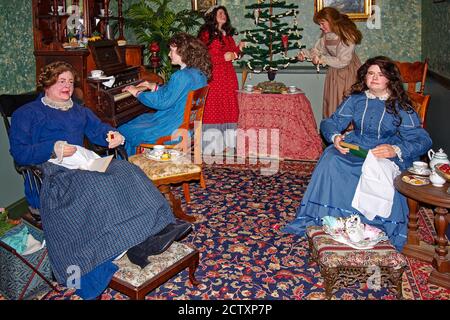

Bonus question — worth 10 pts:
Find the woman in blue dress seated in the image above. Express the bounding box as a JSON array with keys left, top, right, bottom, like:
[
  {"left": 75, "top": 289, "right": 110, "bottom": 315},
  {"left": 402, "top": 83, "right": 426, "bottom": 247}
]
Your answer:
[
  {"left": 9, "top": 61, "right": 191, "bottom": 299},
  {"left": 283, "top": 56, "right": 432, "bottom": 251},
  {"left": 118, "top": 32, "right": 212, "bottom": 155}
]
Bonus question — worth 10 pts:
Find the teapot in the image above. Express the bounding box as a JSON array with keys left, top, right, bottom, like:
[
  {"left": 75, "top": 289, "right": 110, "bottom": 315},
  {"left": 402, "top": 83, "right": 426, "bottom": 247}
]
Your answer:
[{"left": 428, "top": 148, "right": 450, "bottom": 170}]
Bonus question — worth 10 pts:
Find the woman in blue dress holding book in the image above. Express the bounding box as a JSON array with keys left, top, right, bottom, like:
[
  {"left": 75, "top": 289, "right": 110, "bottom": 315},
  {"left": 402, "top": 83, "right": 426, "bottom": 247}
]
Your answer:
[{"left": 283, "top": 56, "right": 432, "bottom": 250}]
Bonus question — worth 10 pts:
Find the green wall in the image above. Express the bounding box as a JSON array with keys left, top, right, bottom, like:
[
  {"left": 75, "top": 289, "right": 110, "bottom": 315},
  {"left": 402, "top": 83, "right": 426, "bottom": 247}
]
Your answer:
[{"left": 422, "top": 0, "right": 450, "bottom": 78}]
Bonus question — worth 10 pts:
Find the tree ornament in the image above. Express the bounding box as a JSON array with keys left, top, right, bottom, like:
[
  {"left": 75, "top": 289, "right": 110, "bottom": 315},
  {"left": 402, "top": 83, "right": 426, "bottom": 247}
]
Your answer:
[
  {"left": 281, "top": 34, "right": 289, "bottom": 55},
  {"left": 254, "top": 8, "right": 261, "bottom": 25}
]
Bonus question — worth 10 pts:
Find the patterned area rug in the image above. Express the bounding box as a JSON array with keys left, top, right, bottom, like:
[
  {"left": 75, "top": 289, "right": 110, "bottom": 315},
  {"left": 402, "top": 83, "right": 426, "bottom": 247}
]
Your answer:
[{"left": 1, "top": 161, "right": 449, "bottom": 300}]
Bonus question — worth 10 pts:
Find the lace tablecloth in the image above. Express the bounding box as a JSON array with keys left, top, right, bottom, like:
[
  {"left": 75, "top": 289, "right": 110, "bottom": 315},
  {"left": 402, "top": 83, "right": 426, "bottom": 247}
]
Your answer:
[{"left": 237, "top": 91, "right": 322, "bottom": 160}]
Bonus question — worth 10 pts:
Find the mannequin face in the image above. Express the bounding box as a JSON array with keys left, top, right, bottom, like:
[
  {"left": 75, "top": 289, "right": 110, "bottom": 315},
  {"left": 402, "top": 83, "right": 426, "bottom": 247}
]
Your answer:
[
  {"left": 45, "top": 71, "right": 74, "bottom": 102},
  {"left": 168, "top": 45, "right": 183, "bottom": 66},
  {"left": 216, "top": 9, "right": 227, "bottom": 27},
  {"left": 365, "top": 65, "right": 390, "bottom": 96},
  {"left": 318, "top": 20, "right": 331, "bottom": 33}
]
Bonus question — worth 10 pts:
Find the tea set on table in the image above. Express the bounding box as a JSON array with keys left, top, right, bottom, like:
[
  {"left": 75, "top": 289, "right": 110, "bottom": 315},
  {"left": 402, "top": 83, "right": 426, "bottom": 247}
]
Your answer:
[{"left": 405, "top": 148, "right": 450, "bottom": 189}]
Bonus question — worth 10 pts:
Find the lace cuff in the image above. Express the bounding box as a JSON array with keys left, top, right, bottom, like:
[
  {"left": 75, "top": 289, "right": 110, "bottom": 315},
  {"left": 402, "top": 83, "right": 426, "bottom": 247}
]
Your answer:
[{"left": 392, "top": 145, "right": 403, "bottom": 162}]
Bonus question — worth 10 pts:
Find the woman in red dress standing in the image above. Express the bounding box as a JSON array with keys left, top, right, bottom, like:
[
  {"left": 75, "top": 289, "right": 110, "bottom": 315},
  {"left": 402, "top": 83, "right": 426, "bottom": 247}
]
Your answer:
[{"left": 198, "top": 6, "right": 245, "bottom": 155}]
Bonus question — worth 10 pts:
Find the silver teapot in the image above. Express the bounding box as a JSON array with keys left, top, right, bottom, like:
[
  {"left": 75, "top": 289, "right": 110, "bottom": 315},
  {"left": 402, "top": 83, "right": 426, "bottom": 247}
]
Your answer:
[{"left": 428, "top": 148, "right": 450, "bottom": 170}]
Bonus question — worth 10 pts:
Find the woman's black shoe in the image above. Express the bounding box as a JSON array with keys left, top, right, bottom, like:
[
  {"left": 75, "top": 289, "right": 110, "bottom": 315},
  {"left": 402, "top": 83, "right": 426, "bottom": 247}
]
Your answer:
[{"left": 172, "top": 219, "right": 192, "bottom": 240}]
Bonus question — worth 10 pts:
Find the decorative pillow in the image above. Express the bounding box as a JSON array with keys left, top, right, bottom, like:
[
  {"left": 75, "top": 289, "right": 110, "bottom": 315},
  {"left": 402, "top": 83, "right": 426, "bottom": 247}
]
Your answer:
[
  {"left": 129, "top": 154, "right": 201, "bottom": 180},
  {"left": 306, "top": 226, "right": 407, "bottom": 269}
]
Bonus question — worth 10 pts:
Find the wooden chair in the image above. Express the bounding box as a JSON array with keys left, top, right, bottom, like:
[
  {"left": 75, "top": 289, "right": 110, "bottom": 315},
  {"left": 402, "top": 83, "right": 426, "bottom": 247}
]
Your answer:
[
  {"left": 129, "top": 86, "right": 209, "bottom": 222},
  {"left": 408, "top": 92, "right": 431, "bottom": 128},
  {"left": 394, "top": 59, "right": 429, "bottom": 94},
  {"left": 140, "top": 85, "right": 209, "bottom": 202},
  {"left": 0, "top": 92, "right": 127, "bottom": 223}
]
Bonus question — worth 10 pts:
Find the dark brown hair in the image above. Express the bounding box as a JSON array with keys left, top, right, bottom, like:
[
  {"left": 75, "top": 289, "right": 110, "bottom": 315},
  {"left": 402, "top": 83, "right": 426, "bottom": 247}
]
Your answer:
[
  {"left": 348, "top": 56, "right": 414, "bottom": 124},
  {"left": 37, "top": 61, "right": 78, "bottom": 90},
  {"left": 168, "top": 32, "right": 212, "bottom": 80},
  {"left": 314, "top": 7, "right": 362, "bottom": 45},
  {"left": 197, "top": 6, "right": 236, "bottom": 46}
]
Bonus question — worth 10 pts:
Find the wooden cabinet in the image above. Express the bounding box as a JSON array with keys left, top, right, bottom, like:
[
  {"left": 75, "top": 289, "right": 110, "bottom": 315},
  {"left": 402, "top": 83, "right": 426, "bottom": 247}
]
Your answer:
[
  {"left": 31, "top": 0, "right": 158, "bottom": 126},
  {"left": 32, "top": 0, "right": 124, "bottom": 50}
]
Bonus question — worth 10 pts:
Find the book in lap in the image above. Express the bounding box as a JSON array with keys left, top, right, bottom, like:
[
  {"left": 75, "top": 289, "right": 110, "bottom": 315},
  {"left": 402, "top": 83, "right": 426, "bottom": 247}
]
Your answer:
[
  {"left": 48, "top": 145, "right": 113, "bottom": 173},
  {"left": 339, "top": 141, "right": 369, "bottom": 158}
]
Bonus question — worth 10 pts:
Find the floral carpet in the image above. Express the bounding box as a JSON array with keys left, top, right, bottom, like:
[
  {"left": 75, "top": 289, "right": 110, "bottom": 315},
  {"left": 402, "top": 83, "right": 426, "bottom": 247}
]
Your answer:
[{"left": 1, "top": 160, "right": 449, "bottom": 300}]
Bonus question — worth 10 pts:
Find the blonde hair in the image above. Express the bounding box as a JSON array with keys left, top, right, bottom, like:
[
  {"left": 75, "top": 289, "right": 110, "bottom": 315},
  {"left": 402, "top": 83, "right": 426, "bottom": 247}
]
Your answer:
[{"left": 314, "top": 7, "right": 362, "bottom": 45}]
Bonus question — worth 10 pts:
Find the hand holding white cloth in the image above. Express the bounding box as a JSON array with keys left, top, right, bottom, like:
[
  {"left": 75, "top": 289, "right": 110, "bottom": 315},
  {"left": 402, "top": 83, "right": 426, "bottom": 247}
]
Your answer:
[
  {"left": 49, "top": 145, "right": 101, "bottom": 170},
  {"left": 351, "top": 150, "right": 401, "bottom": 221},
  {"left": 53, "top": 140, "right": 76, "bottom": 162}
]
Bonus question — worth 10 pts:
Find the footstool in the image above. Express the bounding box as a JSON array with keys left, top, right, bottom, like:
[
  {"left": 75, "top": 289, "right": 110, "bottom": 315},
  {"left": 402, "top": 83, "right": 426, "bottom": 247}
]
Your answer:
[
  {"left": 306, "top": 226, "right": 407, "bottom": 299},
  {"left": 109, "top": 242, "right": 199, "bottom": 300}
]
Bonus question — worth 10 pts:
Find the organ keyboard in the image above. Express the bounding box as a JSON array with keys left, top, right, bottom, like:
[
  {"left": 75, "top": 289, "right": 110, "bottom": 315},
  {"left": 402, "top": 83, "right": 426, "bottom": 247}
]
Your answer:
[{"left": 86, "top": 40, "right": 162, "bottom": 127}]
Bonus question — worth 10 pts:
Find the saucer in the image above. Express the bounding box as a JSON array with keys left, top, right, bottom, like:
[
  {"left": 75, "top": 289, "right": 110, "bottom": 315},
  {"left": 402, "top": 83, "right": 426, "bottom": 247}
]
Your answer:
[
  {"left": 402, "top": 175, "right": 429, "bottom": 186},
  {"left": 143, "top": 149, "right": 181, "bottom": 161},
  {"left": 407, "top": 167, "right": 431, "bottom": 176}
]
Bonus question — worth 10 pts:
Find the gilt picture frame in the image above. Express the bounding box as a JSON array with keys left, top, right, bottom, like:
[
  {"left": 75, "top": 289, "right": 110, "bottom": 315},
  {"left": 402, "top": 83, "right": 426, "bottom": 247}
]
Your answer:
[
  {"left": 315, "top": 0, "right": 373, "bottom": 21},
  {"left": 191, "top": 0, "right": 217, "bottom": 12}
]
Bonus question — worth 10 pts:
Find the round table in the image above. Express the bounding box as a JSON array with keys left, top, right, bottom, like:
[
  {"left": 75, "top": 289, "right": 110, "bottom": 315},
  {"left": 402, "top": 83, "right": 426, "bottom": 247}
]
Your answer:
[{"left": 394, "top": 172, "right": 450, "bottom": 289}]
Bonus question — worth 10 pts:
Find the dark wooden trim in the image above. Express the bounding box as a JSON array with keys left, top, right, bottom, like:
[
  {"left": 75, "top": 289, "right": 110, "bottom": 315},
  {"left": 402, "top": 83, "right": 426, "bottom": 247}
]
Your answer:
[{"left": 428, "top": 70, "right": 450, "bottom": 90}]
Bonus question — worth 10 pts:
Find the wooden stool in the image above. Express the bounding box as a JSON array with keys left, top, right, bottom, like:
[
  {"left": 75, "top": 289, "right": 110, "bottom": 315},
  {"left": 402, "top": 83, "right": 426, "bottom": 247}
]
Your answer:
[
  {"left": 306, "top": 226, "right": 407, "bottom": 299},
  {"left": 109, "top": 242, "right": 199, "bottom": 300}
]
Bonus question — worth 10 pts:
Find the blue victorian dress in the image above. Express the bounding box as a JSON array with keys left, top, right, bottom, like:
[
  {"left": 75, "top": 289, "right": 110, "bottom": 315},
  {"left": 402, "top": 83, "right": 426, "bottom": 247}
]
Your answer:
[
  {"left": 283, "top": 91, "right": 432, "bottom": 250},
  {"left": 9, "top": 96, "right": 175, "bottom": 299},
  {"left": 118, "top": 67, "right": 207, "bottom": 155}
]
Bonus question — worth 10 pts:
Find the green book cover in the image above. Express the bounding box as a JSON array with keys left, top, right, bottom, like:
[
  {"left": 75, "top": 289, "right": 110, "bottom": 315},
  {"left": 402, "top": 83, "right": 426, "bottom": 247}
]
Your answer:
[
  {"left": 349, "top": 148, "right": 369, "bottom": 158},
  {"left": 340, "top": 142, "right": 369, "bottom": 158}
]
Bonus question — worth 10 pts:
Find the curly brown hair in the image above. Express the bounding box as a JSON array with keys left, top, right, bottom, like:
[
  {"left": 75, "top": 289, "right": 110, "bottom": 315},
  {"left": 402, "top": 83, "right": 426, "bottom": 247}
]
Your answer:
[
  {"left": 314, "top": 7, "right": 362, "bottom": 45},
  {"left": 168, "top": 32, "right": 212, "bottom": 80},
  {"left": 348, "top": 56, "right": 414, "bottom": 125},
  {"left": 37, "top": 61, "right": 78, "bottom": 90}
]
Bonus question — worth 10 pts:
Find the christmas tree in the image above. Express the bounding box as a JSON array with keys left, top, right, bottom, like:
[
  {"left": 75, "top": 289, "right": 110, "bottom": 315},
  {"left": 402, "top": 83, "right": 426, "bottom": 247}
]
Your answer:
[{"left": 239, "top": 0, "right": 304, "bottom": 81}]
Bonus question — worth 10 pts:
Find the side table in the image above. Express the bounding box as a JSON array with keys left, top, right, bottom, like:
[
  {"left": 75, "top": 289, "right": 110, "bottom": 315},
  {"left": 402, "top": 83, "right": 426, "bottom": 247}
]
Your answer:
[{"left": 394, "top": 172, "right": 450, "bottom": 289}]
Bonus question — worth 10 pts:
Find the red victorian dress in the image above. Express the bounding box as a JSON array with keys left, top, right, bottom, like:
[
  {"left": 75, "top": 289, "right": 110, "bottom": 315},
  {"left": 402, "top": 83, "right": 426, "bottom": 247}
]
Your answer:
[{"left": 199, "top": 31, "right": 240, "bottom": 126}]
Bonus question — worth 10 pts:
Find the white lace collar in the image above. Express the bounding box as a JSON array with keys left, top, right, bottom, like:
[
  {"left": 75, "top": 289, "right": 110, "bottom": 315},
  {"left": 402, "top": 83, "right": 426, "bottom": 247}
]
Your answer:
[
  {"left": 180, "top": 63, "right": 187, "bottom": 70},
  {"left": 42, "top": 96, "right": 73, "bottom": 111},
  {"left": 365, "top": 90, "right": 389, "bottom": 101}
]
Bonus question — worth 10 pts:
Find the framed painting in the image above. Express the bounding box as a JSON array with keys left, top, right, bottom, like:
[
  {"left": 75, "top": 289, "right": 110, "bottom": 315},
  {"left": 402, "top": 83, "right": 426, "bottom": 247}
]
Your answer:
[
  {"left": 315, "top": 0, "right": 373, "bottom": 21},
  {"left": 191, "top": 0, "right": 217, "bottom": 12}
]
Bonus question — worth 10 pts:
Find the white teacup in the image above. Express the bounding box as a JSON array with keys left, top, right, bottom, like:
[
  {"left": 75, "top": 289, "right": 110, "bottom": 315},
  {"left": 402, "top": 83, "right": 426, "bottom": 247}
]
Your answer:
[
  {"left": 153, "top": 145, "right": 165, "bottom": 156},
  {"left": 244, "top": 84, "right": 254, "bottom": 92},
  {"left": 90, "top": 70, "right": 104, "bottom": 78},
  {"left": 413, "top": 161, "right": 428, "bottom": 173},
  {"left": 288, "top": 86, "right": 296, "bottom": 93}
]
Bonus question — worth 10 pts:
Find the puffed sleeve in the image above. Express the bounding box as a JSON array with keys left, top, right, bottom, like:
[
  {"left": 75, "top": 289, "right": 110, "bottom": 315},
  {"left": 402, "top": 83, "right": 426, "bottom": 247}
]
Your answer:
[
  {"left": 301, "top": 37, "right": 325, "bottom": 60},
  {"left": 9, "top": 106, "right": 54, "bottom": 165},
  {"left": 320, "top": 96, "right": 355, "bottom": 143},
  {"left": 321, "top": 42, "right": 356, "bottom": 69},
  {"left": 137, "top": 71, "right": 189, "bottom": 110},
  {"left": 391, "top": 110, "right": 432, "bottom": 160},
  {"left": 200, "top": 31, "right": 229, "bottom": 66}
]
